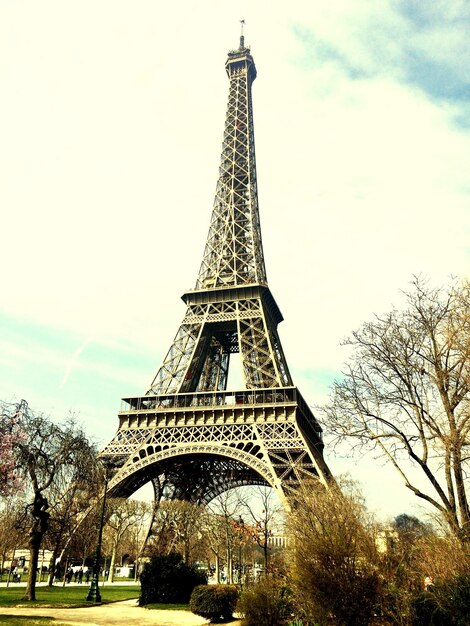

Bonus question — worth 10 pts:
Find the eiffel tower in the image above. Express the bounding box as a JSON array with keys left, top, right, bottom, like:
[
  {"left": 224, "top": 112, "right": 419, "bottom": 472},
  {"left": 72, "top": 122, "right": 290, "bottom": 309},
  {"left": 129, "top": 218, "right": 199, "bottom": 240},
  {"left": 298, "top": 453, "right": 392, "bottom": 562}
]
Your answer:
[{"left": 101, "top": 33, "right": 332, "bottom": 507}]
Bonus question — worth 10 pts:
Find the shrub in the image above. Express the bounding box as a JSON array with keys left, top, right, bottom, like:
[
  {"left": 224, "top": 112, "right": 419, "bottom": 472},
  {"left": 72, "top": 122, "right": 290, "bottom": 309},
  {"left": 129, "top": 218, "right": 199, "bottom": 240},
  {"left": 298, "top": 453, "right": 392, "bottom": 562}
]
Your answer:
[
  {"left": 237, "top": 577, "right": 293, "bottom": 626},
  {"left": 190, "top": 584, "right": 239, "bottom": 622},
  {"left": 451, "top": 573, "right": 470, "bottom": 625},
  {"left": 411, "top": 574, "right": 470, "bottom": 626},
  {"left": 139, "top": 552, "right": 207, "bottom": 606},
  {"left": 287, "top": 481, "right": 382, "bottom": 626},
  {"left": 411, "top": 591, "right": 451, "bottom": 626}
]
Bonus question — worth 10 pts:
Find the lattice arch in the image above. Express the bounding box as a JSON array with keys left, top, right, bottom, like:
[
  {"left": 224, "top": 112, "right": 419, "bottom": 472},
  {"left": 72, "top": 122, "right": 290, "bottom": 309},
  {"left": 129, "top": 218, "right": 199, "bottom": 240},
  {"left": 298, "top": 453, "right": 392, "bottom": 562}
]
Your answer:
[{"left": 107, "top": 443, "right": 284, "bottom": 506}]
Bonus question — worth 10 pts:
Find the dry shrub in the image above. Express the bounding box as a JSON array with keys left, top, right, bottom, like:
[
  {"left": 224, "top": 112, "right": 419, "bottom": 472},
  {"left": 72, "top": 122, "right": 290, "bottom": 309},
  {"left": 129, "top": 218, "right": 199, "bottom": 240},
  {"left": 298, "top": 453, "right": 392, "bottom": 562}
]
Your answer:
[
  {"left": 409, "top": 533, "right": 470, "bottom": 625},
  {"left": 237, "top": 576, "right": 293, "bottom": 626},
  {"left": 413, "top": 533, "right": 470, "bottom": 583},
  {"left": 287, "top": 479, "right": 382, "bottom": 626}
]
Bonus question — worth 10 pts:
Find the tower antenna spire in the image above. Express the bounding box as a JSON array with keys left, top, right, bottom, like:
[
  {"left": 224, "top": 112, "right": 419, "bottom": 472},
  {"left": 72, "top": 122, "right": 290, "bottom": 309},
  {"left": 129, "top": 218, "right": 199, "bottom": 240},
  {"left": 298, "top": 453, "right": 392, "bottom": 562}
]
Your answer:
[{"left": 239, "top": 19, "right": 245, "bottom": 49}]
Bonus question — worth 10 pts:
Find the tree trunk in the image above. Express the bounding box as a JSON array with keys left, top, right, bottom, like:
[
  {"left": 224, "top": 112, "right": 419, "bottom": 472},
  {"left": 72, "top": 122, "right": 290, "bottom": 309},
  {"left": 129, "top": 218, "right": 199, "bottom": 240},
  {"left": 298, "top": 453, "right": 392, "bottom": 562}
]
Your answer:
[
  {"left": 62, "top": 557, "right": 69, "bottom": 587},
  {"left": 47, "top": 546, "right": 59, "bottom": 587},
  {"left": 38, "top": 550, "right": 45, "bottom": 582},
  {"left": 23, "top": 492, "right": 49, "bottom": 601},
  {"left": 6, "top": 546, "right": 16, "bottom": 588},
  {"left": 107, "top": 543, "right": 117, "bottom": 583},
  {"left": 184, "top": 538, "right": 190, "bottom": 565},
  {"left": 24, "top": 531, "right": 41, "bottom": 600},
  {"left": 227, "top": 548, "right": 233, "bottom": 584},
  {"left": 453, "top": 442, "right": 470, "bottom": 540}
]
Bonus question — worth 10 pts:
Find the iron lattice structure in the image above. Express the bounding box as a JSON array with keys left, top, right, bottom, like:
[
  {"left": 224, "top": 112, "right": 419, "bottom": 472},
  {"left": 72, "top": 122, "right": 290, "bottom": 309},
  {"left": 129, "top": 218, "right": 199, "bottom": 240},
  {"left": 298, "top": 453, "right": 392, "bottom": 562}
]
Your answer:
[{"left": 101, "top": 37, "right": 332, "bottom": 507}]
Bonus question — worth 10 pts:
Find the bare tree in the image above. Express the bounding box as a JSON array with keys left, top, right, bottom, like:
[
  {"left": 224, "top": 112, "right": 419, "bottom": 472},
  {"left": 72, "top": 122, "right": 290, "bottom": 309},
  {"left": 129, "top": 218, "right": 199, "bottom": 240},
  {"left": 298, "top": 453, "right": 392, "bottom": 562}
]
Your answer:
[
  {"left": 147, "top": 500, "right": 207, "bottom": 566},
  {"left": 0, "top": 496, "right": 25, "bottom": 581},
  {"left": 104, "top": 498, "right": 150, "bottom": 582},
  {"left": 1, "top": 400, "right": 98, "bottom": 600},
  {"left": 65, "top": 502, "right": 101, "bottom": 572},
  {"left": 238, "top": 486, "right": 284, "bottom": 575},
  {"left": 169, "top": 500, "right": 207, "bottom": 566},
  {"left": 44, "top": 466, "right": 101, "bottom": 586},
  {"left": 207, "top": 489, "right": 242, "bottom": 583},
  {"left": 201, "top": 506, "right": 228, "bottom": 583},
  {"left": 323, "top": 278, "right": 470, "bottom": 541},
  {"left": 119, "top": 500, "right": 152, "bottom": 580}
]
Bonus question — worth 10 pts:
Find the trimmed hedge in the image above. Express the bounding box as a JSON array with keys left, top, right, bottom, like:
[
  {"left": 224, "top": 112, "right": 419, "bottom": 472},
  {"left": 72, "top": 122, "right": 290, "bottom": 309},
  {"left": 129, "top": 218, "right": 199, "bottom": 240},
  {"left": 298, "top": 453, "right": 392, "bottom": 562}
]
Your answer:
[
  {"left": 190, "top": 584, "right": 239, "bottom": 622},
  {"left": 139, "top": 552, "right": 207, "bottom": 606}
]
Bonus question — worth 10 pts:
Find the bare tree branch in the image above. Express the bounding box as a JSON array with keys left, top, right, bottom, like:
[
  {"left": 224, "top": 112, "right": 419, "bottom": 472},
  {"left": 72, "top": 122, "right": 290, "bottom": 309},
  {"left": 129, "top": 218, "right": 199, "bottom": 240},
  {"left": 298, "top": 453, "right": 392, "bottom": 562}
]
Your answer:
[{"left": 322, "top": 277, "right": 470, "bottom": 541}]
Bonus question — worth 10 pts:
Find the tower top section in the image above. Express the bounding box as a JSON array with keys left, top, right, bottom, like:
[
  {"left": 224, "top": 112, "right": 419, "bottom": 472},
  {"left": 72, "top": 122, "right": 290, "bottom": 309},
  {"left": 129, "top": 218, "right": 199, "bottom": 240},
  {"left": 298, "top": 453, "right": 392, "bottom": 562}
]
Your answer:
[
  {"left": 195, "top": 34, "right": 265, "bottom": 291},
  {"left": 226, "top": 25, "right": 257, "bottom": 83}
]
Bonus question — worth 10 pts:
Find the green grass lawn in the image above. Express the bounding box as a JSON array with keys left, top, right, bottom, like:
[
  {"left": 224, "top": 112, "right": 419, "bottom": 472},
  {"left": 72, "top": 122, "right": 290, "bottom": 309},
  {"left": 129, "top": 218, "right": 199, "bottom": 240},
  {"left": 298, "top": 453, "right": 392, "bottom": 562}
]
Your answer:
[
  {"left": 0, "top": 618, "right": 70, "bottom": 626},
  {"left": 142, "top": 602, "right": 190, "bottom": 611},
  {"left": 0, "top": 585, "right": 140, "bottom": 608}
]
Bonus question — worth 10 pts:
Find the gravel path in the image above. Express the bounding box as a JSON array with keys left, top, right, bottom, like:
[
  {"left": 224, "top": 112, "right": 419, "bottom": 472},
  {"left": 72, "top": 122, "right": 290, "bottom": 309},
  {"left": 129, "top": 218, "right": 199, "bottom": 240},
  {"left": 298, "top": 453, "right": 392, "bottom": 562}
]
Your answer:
[{"left": 0, "top": 598, "right": 243, "bottom": 626}]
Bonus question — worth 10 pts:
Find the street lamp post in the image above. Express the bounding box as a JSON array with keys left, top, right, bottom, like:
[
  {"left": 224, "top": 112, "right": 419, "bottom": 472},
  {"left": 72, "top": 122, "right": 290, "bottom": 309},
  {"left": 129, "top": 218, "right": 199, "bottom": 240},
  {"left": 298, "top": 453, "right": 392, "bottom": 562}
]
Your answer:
[{"left": 86, "top": 466, "right": 109, "bottom": 603}]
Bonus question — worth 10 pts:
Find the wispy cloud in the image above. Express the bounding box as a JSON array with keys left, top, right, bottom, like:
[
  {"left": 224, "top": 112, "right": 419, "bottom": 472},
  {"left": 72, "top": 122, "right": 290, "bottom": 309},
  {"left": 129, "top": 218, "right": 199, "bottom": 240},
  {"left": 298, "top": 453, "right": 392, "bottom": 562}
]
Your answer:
[{"left": 59, "top": 337, "right": 92, "bottom": 389}]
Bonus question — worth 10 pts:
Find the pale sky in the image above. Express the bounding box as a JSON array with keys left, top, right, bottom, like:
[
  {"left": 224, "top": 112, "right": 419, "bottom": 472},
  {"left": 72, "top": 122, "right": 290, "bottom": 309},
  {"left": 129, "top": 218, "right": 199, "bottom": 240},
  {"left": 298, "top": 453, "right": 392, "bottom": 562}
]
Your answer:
[{"left": 1, "top": 1, "right": 469, "bottom": 520}]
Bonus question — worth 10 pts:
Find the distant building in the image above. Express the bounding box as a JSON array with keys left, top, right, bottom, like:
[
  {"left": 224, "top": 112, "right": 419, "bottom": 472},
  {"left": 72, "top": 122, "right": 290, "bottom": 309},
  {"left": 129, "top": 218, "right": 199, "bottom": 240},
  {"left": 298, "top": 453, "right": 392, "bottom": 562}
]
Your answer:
[
  {"left": 4, "top": 549, "right": 53, "bottom": 574},
  {"left": 267, "top": 535, "right": 289, "bottom": 549},
  {"left": 376, "top": 528, "right": 399, "bottom": 553}
]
